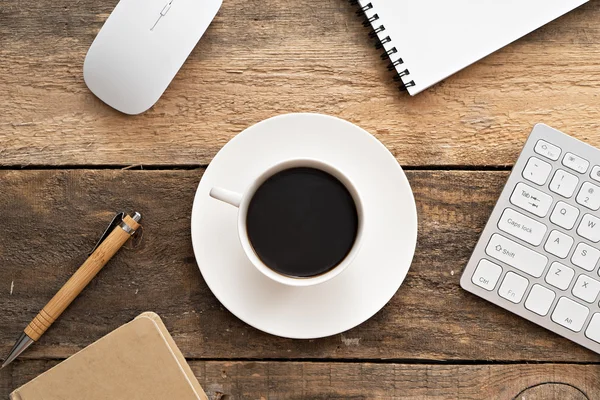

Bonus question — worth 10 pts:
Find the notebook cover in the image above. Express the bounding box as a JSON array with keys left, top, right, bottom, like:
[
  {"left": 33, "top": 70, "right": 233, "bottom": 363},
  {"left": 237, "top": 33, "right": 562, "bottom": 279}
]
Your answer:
[
  {"left": 10, "top": 312, "right": 207, "bottom": 400},
  {"left": 359, "top": 0, "right": 588, "bottom": 95}
]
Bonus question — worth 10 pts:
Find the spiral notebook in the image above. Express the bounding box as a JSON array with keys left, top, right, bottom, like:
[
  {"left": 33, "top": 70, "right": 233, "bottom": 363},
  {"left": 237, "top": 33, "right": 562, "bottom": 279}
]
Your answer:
[{"left": 355, "top": 0, "right": 588, "bottom": 95}]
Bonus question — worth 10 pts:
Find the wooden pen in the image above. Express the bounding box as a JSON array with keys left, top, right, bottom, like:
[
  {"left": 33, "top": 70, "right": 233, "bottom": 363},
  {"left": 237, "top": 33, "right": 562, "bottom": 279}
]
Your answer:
[{"left": 1, "top": 212, "right": 142, "bottom": 369}]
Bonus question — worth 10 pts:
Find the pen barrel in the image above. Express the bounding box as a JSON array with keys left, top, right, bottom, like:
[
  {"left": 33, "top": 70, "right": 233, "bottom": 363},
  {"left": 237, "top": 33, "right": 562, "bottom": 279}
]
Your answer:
[{"left": 24, "top": 215, "right": 140, "bottom": 341}]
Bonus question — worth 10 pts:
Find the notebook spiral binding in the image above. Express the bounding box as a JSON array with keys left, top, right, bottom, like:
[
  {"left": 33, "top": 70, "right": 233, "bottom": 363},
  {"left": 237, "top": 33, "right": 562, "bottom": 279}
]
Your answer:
[{"left": 349, "top": 0, "right": 415, "bottom": 91}]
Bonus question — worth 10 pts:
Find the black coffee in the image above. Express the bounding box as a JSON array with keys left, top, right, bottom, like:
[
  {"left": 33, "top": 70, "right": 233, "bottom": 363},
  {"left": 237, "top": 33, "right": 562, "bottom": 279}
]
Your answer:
[{"left": 246, "top": 167, "right": 359, "bottom": 278}]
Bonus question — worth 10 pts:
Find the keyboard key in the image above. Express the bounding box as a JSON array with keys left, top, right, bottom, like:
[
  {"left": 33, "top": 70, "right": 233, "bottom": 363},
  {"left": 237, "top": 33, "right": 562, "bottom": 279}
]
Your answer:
[
  {"left": 522, "top": 157, "right": 552, "bottom": 185},
  {"left": 573, "top": 275, "right": 600, "bottom": 303},
  {"left": 585, "top": 313, "right": 600, "bottom": 343},
  {"left": 486, "top": 234, "right": 548, "bottom": 277},
  {"left": 591, "top": 166, "right": 600, "bottom": 183},
  {"left": 498, "top": 272, "right": 529, "bottom": 304},
  {"left": 552, "top": 297, "right": 589, "bottom": 332},
  {"left": 546, "top": 262, "right": 575, "bottom": 291},
  {"left": 549, "top": 169, "right": 579, "bottom": 198},
  {"left": 525, "top": 284, "right": 556, "bottom": 316},
  {"left": 471, "top": 259, "right": 502, "bottom": 291},
  {"left": 510, "top": 182, "right": 553, "bottom": 217},
  {"left": 577, "top": 214, "right": 600, "bottom": 243},
  {"left": 497, "top": 208, "right": 547, "bottom": 246},
  {"left": 563, "top": 152, "right": 590, "bottom": 174},
  {"left": 534, "top": 139, "right": 561, "bottom": 161},
  {"left": 571, "top": 243, "right": 600, "bottom": 272},
  {"left": 550, "top": 201, "right": 579, "bottom": 230},
  {"left": 576, "top": 182, "right": 600, "bottom": 211},
  {"left": 544, "top": 230, "right": 574, "bottom": 259}
]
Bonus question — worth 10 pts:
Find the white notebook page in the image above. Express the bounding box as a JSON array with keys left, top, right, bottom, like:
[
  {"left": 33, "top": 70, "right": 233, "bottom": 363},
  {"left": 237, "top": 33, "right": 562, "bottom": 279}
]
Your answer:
[{"left": 359, "top": 0, "right": 588, "bottom": 95}]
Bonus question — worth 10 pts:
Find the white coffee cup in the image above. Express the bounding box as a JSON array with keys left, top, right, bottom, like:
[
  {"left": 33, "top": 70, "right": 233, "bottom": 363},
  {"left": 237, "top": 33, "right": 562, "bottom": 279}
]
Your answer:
[{"left": 209, "top": 159, "right": 364, "bottom": 287}]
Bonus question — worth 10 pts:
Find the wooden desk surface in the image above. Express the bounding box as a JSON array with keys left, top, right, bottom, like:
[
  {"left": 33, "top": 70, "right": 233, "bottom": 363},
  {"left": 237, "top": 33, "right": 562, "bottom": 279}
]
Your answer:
[{"left": 1, "top": 0, "right": 600, "bottom": 398}]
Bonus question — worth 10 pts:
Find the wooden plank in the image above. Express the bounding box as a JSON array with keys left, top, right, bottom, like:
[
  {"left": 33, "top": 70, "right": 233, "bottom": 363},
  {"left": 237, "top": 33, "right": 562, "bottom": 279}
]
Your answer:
[
  {"left": 0, "top": 0, "right": 599, "bottom": 167},
  {"left": 1, "top": 169, "right": 600, "bottom": 362},
  {"left": 1, "top": 360, "right": 598, "bottom": 399}
]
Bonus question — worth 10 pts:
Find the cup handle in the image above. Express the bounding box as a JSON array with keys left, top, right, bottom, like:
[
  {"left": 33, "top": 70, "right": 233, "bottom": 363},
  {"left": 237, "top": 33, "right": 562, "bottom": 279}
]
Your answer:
[{"left": 209, "top": 187, "right": 243, "bottom": 208}]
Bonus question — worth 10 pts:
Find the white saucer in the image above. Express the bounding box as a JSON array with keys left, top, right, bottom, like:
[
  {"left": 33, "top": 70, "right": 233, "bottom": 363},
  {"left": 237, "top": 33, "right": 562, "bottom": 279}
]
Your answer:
[{"left": 191, "top": 113, "right": 418, "bottom": 339}]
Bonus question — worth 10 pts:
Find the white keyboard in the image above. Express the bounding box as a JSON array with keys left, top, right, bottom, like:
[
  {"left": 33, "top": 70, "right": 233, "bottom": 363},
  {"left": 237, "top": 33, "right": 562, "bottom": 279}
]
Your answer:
[{"left": 461, "top": 124, "right": 600, "bottom": 354}]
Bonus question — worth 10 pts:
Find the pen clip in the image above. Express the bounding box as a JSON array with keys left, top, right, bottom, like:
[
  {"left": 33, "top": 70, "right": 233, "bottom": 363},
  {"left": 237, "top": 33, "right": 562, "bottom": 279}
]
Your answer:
[{"left": 89, "top": 212, "right": 125, "bottom": 255}]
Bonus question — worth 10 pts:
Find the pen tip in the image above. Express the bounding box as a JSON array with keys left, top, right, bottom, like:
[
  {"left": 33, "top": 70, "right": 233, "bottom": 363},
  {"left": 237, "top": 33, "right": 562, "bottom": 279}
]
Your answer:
[{"left": 1, "top": 333, "right": 35, "bottom": 370}]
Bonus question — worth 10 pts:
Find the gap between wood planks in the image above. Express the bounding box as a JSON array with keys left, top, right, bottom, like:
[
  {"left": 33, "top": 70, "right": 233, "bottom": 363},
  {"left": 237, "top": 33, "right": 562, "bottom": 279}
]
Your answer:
[
  {"left": 0, "top": 164, "right": 513, "bottom": 171},
  {"left": 10, "top": 356, "right": 600, "bottom": 365}
]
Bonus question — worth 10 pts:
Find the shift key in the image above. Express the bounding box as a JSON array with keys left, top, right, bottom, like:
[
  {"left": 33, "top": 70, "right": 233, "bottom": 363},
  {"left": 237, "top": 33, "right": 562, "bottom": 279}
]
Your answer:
[
  {"left": 510, "top": 182, "right": 553, "bottom": 217},
  {"left": 486, "top": 234, "right": 548, "bottom": 277}
]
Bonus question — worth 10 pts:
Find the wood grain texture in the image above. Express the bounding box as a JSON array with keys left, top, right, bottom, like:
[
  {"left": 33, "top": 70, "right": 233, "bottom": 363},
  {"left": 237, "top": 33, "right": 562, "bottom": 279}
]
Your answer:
[
  {"left": 1, "top": 169, "right": 600, "bottom": 363},
  {"left": 1, "top": 0, "right": 599, "bottom": 167},
  {"left": 1, "top": 360, "right": 599, "bottom": 399}
]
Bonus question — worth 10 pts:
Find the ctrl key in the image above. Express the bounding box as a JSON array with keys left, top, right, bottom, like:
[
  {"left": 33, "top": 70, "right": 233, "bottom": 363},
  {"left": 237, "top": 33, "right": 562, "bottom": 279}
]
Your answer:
[{"left": 472, "top": 259, "right": 502, "bottom": 291}]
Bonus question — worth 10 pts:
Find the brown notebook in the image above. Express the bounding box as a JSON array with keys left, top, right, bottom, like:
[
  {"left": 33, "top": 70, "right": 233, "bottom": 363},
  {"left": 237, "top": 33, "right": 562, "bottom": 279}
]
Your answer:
[{"left": 10, "top": 312, "right": 207, "bottom": 400}]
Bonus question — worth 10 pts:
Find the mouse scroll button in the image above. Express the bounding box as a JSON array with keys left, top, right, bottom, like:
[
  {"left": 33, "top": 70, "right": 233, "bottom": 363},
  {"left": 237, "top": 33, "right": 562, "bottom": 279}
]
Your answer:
[
  {"left": 161, "top": 3, "right": 171, "bottom": 15},
  {"left": 151, "top": 1, "right": 172, "bottom": 31}
]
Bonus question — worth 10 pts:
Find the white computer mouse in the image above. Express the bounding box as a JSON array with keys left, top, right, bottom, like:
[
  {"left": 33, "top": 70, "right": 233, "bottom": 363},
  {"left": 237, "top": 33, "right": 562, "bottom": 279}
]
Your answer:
[{"left": 83, "top": 0, "right": 222, "bottom": 115}]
